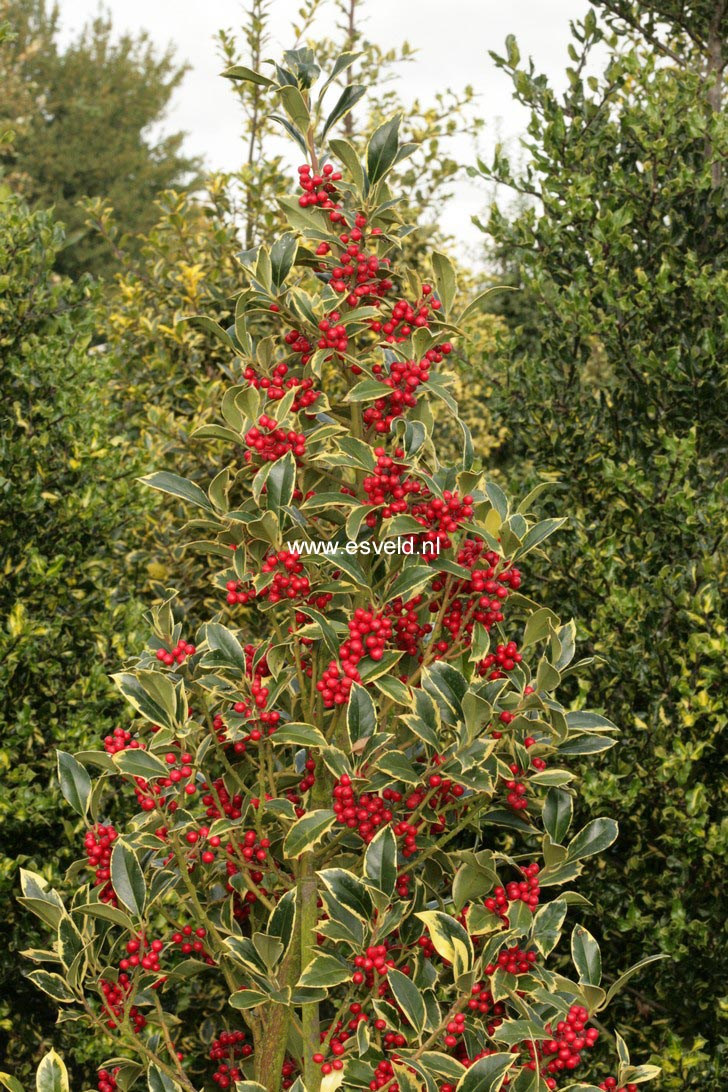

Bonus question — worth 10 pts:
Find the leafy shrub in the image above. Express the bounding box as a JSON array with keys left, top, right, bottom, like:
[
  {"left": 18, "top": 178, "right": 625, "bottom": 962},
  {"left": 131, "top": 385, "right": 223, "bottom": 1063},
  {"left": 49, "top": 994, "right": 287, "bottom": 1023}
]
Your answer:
[
  {"left": 21, "top": 51, "right": 659, "bottom": 1092},
  {"left": 0, "top": 193, "right": 146, "bottom": 1074},
  {"left": 473, "top": 9, "right": 727, "bottom": 1086}
]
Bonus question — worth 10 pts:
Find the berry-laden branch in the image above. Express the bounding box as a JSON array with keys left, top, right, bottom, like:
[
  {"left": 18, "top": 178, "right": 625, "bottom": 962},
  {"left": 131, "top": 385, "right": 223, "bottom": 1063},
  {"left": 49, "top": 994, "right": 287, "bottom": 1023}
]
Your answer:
[{"left": 21, "top": 45, "right": 662, "bottom": 1092}]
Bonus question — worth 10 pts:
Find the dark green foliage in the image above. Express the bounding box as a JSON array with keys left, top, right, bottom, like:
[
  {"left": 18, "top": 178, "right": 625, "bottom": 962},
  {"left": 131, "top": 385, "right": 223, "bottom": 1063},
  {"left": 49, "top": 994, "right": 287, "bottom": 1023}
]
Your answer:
[
  {"left": 0, "top": 0, "right": 200, "bottom": 278},
  {"left": 0, "top": 194, "right": 145, "bottom": 1075},
  {"left": 474, "top": 7, "right": 727, "bottom": 1086}
]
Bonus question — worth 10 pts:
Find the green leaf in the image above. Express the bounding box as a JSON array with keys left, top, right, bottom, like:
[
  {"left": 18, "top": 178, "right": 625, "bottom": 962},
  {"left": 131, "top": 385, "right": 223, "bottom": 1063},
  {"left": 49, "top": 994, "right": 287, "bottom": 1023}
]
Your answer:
[
  {"left": 272, "top": 723, "right": 328, "bottom": 748},
  {"left": 347, "top": 683, "right": 377, "bottom": 742},
  {"left": 416, "top": 911, "right": 474, "bottom": 980},
  {"left": 367, "top": 115, "right": 401, "bottom": 185},
  {"left": 519, "top": 517, "right": 567, "bottom": 555},
  {"left": 267, "top": 888, "right": 297, "bottom": 954},
  {"left": 604, "top": 954, "right": 668, "bottom": 1006},
  {"left": 56, "top": 751, "right": 91, "bottom": 818},
  {"left": 18, "top": 871, "right": 66, "bottom": 929},
  {"left": 387, "top": 565, "right": 433, "bottom": 603},
  {"left": 222, "top": 64, "right": 274, "bottom": 86},
  {"left": 283, "top": 810, "right": 336, "bottom": 858},
  {"left": 270, "top": 113, "right": 308, "bottom": 154},
  {"left": 110, "top": 839, "right": 146, "bottom": 917},
  {"left": 322, "top": 84, "right": 367, "bottom": 137},
  {"left": 147, "top": 1066, "right": 183, "bottom": 1092},
  {"left": 112, "top": 670, "right": 184, "bottom": 732},
  {"left": 558, "top": 735, "right": 616, "bottom": 755},
  {"left": 113, "top": 749, "right": 169, "bottom": 780},
  {"left": 455, "top": 1051, "right": 515, "bottom": 1091},
  {"left": 319, "top": 868, "right": 373, "bottom": 921},
  {"left": 571, "top": 924, "right": 602, "bottom": 986},
  {"left": 364, "top": 825, "right": 397, "bottom": 896},
  {"left": 329, "top": 138, "right": 365, "bottom": 190},
  {"left": 74, "top": 902, "right": 135, "bottom": 930},
  {"left": 458, "top": 285, "right": 517, "bottom": 326},
  {"left": 375, "top": 752, "right": 420, "bottom": 783},
  {"left": 0, "top": 1073, "right": 25, "bottom": 1092},
  {"left": 387, "top": 968, "right": 426, "bottom": 1035},
  {"left": 26, "top": 971, "right": 75, "bottom": 1003},
  {"left": 542, "top": 787, "right": 573, "bottom": 843},
  {"left": 485, "top": 481, "right": 509, "bottom": 520},
  {"left": 185, "top": 314, "right": 234, "bottom": 347},
  {"left": 532, "top": 899, "right": 567, "bottom": 958},
  {"left": 567, "top": 818, "right": 618, "bottom": 861},
  {"left": 278, "top": 85, "right": 310, "bottom": 132},
  {"left": 345, "top": 377, "right": 395, "bottom": 402},
  {"left": 422, "top": 662, "right": 467, "bottom": 723},
  {"left": 204, "top": 621, "right": 247, "bottom": 670},
  {"left": 35, "top": 1051, "right": 69, "bottom": 1092},
  {"left": 267, "top": 451, "right": 296, "bottom": 512},
  {"left": 271, "top": 233, "right": 299, "bottom": 289},
  {"left": 229, "top": 989, "right": 269, "bottom": 1011},
  {"left": 565, "top": 711, "right": 618, "bottom": 732},
  {"left": 140, "top": 471, "right": 213, "bottom": 511},
  {"left": 298, "top": 952, "right": 351, "bottom": 988},
  {"left": 431, "top": 251, "right": 457, "bottom": 314}
]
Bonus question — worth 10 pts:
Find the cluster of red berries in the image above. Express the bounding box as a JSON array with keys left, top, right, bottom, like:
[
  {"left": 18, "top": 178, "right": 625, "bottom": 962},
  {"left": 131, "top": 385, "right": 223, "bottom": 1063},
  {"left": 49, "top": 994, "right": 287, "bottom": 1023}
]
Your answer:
[
  {"left": 281, "top": 1058, "right": 299, "bottom": 1090},
  {"left": 477, "top": 640, "right": 522, "bottom": 678},
  {"left": 318, "top": 214, "right": 391, "bottom": 310},
  {"left": 225, "top": 552, "right": 331, "bottom": 625},
  {"left": 317, "top": 608, "right": 393, "bottom": 707},
  {"left": 502, "top": 745, "right": 547, "bottom": 812},
  {"left": 297, "top": 162, "right": 342, "bottom": 209},
  {"left": 371, "top": 287, "right": 440, "bottom": 338},
  {"left": 100, "top": 976, "right": 146, "bottom": 1033},
  {"left": 392, "top": 778, "right": 465, "bottom": 856},
  {"left": 369, "top": 1057, "right": 408, "bottom": 1091},
  {"left": 427, "top": 542, "right": 522, "bottom": 656},
  {"left": 118, "top": 933, "right": 163, "bottom": 974},
  {"left": 487, "top": 944, "right": 539, "bottom": 976},
  {"left": 170, "top": 923, "right": 213, "bottom": 963},
  {"left": 363, "top": 447, "right": 422, "bottom": 526},
  {"left": 385, "top": 594, "right": 432, "bottom": 658},
  {"left": 243, "top": 360, "right": 321, "bottom": 413},
  {"left": 155, "top": 639, "right": 195, "bottom": 666},
  {"left": 243, "top": 415, "right": 306, "bottom": 462},
  {"left": 96, "top": 1068, "right": 119, "bottom": 1092},
  {"left": 260, "top": 549, "right": 311, "bottom": 602},
  {"left": 352, "top": 943, "right": 396, "bottom": 987},
  {"left": 84, "top": 824, "right": 118, "bottom": 904},
  {"left": 410, "top": 490, "right": 475, "bottom": 555},
  {"left": 468, "top": 982, "right": 506, "bottom": 1035},
  {"left": 503, "top": 765, "right": 530, "bottom": 812},
  {"left": 484, "top": 862, "right": 541, "bottom": 922},
  {"left": 103, "top": 725, "right": 140, "bottom": 755},
  {"left": 539, "top": 1005, "right": 599, "bottom": 1075},
  {"left": 209, "top": 1029, "right": 252, "bottom": 1087},
  {"left": 332, "top": 775, "right": 394, "bottom": 841},
  {"left": 202, "top": 779, "right": 243, "bottom": 821},
  {"left": 599, "top": 1081, "right": 638, "bottom": 1092},
  {"left": 298, "top": 754, "right": 316, "bottom": 794},
  {"left": 316, "top": 313, "right": 349, "bottom": 355},
  {"left": 363, "top": 357, "right": 433, "bottom": 433},
  {"left": 442, "top": 1012, "right": 466, "bottom": 1049},
  {"left": 312, "top": 1013, "right": 361, "bottom": 1076}
]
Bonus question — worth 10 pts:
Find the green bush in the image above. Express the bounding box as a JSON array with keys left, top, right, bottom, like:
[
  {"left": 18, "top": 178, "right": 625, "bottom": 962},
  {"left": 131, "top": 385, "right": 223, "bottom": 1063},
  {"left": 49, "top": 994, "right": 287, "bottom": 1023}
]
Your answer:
[
  {"left": 0, "top": 193, "right": 146, "bottom": 1074},
  {"left": 472, "top": 8, "right": 727, "bottom": 1085}
]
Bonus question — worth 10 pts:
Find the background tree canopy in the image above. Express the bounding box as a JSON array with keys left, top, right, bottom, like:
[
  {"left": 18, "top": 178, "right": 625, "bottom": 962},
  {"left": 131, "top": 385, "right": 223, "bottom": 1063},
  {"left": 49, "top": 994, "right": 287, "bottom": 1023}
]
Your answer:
[{"left": 0, "top": 0, "right": 200, "bottom": 277}]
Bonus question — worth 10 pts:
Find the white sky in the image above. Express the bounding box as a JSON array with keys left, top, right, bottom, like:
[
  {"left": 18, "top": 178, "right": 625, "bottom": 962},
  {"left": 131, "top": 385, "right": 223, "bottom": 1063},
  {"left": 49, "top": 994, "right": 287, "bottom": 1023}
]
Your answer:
[{"left": 56, "top": 0, "right": 592, "bottom": 252}]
